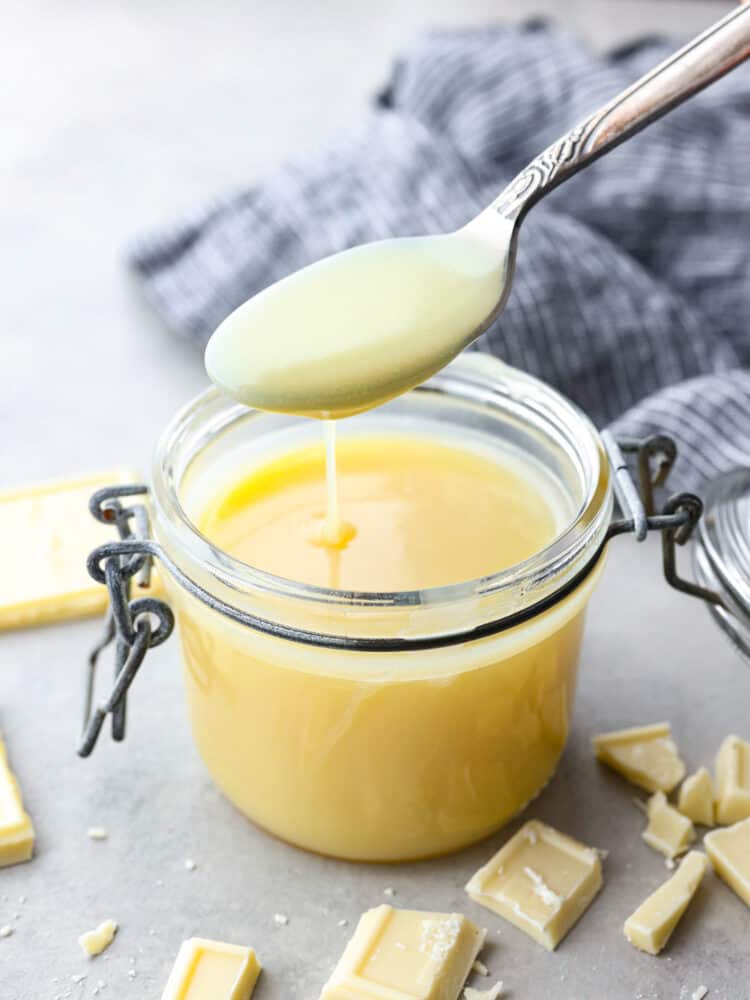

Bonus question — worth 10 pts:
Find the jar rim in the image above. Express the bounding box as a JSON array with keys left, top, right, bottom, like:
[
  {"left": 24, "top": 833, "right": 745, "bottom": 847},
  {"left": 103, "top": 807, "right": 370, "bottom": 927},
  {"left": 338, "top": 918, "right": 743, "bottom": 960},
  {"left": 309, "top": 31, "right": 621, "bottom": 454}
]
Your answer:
[{"left": 150, "top": 355, "right": 612, "bottom": 623}]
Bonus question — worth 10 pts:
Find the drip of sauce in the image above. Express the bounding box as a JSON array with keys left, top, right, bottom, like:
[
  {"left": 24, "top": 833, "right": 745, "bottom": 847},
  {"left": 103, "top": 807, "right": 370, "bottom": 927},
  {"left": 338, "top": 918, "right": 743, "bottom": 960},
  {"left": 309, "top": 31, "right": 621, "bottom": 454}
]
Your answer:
[
  {"left": 303, "top": 421, "right": 356, "bottom": 582},
  {"left": 304, "top": 421, "right": 356, "bottom": 551},
  {"left": 204, "top": 231, "right": 504, "bottom": 420}
]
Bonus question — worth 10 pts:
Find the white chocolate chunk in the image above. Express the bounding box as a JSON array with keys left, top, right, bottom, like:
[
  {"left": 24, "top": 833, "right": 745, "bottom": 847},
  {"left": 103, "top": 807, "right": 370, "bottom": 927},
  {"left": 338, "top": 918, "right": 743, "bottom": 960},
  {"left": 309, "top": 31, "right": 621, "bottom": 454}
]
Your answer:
[
  {"left": 715, "top": 735, "right": 750, "bottom": 825},
  {"left": 704, "top": 818, "right": 750, "bottom": 909},
  {"left": 465, "top": 820, "right": 602, "bottom": 951},
  {"left": 160, "top": 938, "right": 261, "bottom": 999},
  {"left": 677, "top": 768, "right": 715, "bottom": 827},
  {"left": 593, "top": 722, "right": 685, "bottom": 793},
  {"left": 79, "top": 919, "right": 118, "bottom": 957},
  {"left": 0, "top": 469, "right": 161, "bottom": 630},
  {"left": 642, "top": 792, "right": 694, "bottom": 859},
  {"left": 0, "top": 737, "right": 35, "bottom": 868},
  {"left": 464, "top": 983, "right": 503, "bottom": 1000},
  {"left": 624, "top": 851, "right": 707, "bottom": 955},
  {"left": 320, "top": 905, "right": 485, "bottom": 1000}
]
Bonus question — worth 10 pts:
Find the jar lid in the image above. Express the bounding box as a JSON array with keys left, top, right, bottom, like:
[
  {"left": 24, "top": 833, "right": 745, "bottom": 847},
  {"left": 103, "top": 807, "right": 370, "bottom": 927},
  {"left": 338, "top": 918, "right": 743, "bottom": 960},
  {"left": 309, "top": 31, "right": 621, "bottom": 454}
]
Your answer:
[{"left": 693, "top": 467, "right": 750, "bottom": 660}]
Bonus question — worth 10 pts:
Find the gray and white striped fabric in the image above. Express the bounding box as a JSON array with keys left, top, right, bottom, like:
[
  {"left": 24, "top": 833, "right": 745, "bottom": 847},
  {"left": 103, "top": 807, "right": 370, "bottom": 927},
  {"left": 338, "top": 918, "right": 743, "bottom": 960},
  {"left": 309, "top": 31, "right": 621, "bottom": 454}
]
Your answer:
[{"left": 129, "top": 23, "right": 750, "bottom": 491}]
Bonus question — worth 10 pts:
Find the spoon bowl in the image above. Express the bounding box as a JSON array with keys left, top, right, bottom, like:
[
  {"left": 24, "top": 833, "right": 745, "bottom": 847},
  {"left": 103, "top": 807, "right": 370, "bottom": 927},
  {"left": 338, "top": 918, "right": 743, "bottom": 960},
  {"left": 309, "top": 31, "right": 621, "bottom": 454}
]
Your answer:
[{"left": 205, "top": 227, "right": 511, "bottom": 419}]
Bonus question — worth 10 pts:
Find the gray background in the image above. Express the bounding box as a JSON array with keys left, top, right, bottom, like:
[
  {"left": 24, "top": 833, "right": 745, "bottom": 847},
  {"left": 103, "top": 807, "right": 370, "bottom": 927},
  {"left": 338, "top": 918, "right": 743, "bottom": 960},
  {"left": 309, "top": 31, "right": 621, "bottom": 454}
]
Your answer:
[{"left": 3, "top": 2, "right": 748, "bottom": 998}]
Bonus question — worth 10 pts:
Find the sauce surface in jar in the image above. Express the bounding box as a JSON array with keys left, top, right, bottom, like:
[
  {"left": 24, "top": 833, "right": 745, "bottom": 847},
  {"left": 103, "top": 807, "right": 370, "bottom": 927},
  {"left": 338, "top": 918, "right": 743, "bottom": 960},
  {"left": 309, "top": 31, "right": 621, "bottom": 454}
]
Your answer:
[{"left": 198, "top": 433, "right": 559, "bottom": 591}]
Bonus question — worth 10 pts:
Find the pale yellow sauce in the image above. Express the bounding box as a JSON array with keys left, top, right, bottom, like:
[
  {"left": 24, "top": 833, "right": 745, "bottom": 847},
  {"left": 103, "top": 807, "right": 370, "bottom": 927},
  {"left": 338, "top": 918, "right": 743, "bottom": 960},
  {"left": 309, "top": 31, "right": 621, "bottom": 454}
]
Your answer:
[
  {"left": 170, "top": 432, "right": 599, "bottom": 861},
  {"left": 204, "top": 232, "right": 503, "bottom": 419}
]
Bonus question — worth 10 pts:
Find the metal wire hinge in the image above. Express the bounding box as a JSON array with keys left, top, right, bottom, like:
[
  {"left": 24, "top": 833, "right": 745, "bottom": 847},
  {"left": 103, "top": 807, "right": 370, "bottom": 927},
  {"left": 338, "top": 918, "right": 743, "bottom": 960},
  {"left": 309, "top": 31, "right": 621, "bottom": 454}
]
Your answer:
[
  {"left": 78, "top": 486, "right": 174, "bottom": 757},
  {"left": 602, "top": 431, "right": 724, "bottom": 607}
]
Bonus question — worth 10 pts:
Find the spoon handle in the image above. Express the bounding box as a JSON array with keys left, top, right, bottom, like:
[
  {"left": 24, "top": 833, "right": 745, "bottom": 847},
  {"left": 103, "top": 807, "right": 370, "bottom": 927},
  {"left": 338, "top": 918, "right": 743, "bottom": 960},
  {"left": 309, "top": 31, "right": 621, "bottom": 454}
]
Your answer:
[{"left": 490, "top": 4, "right": 750, "bottom": 222}]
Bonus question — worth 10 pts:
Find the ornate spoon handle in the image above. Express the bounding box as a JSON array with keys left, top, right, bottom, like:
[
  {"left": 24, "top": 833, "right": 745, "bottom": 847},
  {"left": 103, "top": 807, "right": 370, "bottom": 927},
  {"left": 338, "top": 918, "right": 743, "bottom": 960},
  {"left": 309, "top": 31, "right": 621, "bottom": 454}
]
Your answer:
[{"left": 491, "top": 4, "right": 750, "bottom": 221}]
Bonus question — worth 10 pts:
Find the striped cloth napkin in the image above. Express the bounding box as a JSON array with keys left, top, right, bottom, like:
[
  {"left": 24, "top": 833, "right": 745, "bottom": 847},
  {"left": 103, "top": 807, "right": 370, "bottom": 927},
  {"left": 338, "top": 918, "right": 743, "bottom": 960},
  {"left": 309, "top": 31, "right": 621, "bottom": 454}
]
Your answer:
[{"left": 129, "top": 22, "right": 750, "bottom": 490}]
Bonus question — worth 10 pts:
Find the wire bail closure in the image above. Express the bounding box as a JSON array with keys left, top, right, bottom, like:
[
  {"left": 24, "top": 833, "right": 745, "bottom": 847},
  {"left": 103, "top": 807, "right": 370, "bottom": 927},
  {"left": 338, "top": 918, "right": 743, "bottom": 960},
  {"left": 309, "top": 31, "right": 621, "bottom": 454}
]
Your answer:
[
  {"left": 78, "top": 487, "right": 174, "bottom": 757},
  {"left": 80, "top": 434, "right": 726, "bottom": 757},
  {"left": 602, "top": 432, "right": 724, "bottom": 607}
]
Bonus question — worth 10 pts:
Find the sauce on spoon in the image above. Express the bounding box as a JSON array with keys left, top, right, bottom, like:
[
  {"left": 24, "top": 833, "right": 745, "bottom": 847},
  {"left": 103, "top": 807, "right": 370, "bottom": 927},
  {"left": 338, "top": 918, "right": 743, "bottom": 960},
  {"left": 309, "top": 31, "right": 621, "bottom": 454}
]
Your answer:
[{"left": 205, "top": 230, "right": 505, "bottom": 419}]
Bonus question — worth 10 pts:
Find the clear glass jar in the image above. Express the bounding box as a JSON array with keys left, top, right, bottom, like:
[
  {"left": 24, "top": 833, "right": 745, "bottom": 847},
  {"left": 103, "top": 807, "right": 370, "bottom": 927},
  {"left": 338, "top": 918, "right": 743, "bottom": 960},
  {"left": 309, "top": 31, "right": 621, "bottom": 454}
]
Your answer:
[{"left": 150, "top": 355, "right": 612, "bottom": 861}]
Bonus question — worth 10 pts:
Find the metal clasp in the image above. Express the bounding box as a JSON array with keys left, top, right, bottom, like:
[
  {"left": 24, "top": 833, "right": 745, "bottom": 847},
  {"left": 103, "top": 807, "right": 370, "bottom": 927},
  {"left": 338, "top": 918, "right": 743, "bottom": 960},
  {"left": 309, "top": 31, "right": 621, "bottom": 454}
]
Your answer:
[
  {"left": 602, "top": 431, "right": 724, "bottom": 607},
  {"left": 79, "top": 486, "right": 174, "bottom": 757}
]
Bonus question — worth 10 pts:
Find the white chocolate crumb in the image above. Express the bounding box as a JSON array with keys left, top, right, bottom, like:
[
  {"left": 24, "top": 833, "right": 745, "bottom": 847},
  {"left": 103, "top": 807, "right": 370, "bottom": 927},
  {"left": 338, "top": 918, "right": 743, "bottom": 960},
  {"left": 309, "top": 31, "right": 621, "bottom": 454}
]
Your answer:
[
  {"left": 464, "top": 981, "right": 503, "bottom": 1000},
  {"left": 337, "top": 919, "right": 348, "bottom": 927},
  {"left": 155, "top": 879, "right": 164, "bottom": 887},
  {"left": 692, "top": 988, "right": 708, "bottom": 1000},
  {"left": 665, "top": 857, "right": 676, "bottom": 870},
  {"left": 0, "top": 925, "right": 13, "bottom": 938},
  {"left": 383, "top": 887, "right": 396, "bottom": 897},
  {"left": 79, "top": 919, "right": 118, "bottom": 958},
  {"left": 472, "top": 959, "right": 489, "bottom": 976},
  {"left": 128, "top": 969, "right": 137, "bottom": 979},
  {"left": 184, "top": 859, "right": 197, "bottom": 871},
  {"left": 87, "top": 827, "right": 109, "bottom": 841},
  {"left": 18, "top": 895, "right": 26, "bottom": 904},
  {"left": 273, "top": 913, "right": 289, "bottom": 926}
]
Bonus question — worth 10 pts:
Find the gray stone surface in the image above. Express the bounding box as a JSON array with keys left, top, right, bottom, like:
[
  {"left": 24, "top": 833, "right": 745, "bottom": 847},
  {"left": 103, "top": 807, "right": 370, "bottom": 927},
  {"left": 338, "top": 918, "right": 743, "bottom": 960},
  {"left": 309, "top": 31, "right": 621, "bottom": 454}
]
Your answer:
[{"left": 3, "top": 2, "right": 746, "bottom": 998}]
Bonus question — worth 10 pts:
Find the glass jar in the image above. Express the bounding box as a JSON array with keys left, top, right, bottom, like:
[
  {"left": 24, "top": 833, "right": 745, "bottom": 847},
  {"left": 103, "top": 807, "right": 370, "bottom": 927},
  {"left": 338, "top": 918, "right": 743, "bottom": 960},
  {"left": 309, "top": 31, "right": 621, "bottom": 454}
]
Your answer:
[{"left": 148, "top": 354, "right": 613, "bottom": 862}]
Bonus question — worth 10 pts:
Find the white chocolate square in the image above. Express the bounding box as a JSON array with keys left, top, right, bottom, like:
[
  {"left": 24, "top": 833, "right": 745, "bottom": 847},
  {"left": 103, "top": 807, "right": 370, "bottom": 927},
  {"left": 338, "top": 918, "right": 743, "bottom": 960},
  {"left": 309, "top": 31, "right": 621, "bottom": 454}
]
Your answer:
[
  {"left": 624, "top": 851, "right": 707, "bottom": 955},
  {"left": 161, "top": 939, "right": 261, "bottom": 1000},
  {"left": 642, "top": 791, "right": 694, "bottom": 859},
  {"left": 705, "top": 818, "right": 750, "bottom": 909},
  {"left": 465, "top": 820, "right": 602, "bottom": 950},
  {"left": 320, "top": 905, "right": 485, "bottom": 1000},
  {"left": 0, "top": 737, "right": 34, "bottom": 868},
  {"left": 593, "top": 722, "right": 685, "bottom": 793},
  {"left": 715, "top": 735, "right": 750, "bottom": 825},
  {"left": 0, "top": 469, "right": 160, "bottom": 630}
]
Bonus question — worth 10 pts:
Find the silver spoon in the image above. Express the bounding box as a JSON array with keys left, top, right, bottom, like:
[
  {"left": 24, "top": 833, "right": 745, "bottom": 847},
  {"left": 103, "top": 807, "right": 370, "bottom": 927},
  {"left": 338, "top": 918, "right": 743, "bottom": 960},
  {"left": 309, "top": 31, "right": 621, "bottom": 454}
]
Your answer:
[{"left": 206, "top": 6, "right": 750, "bottom": 419}]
